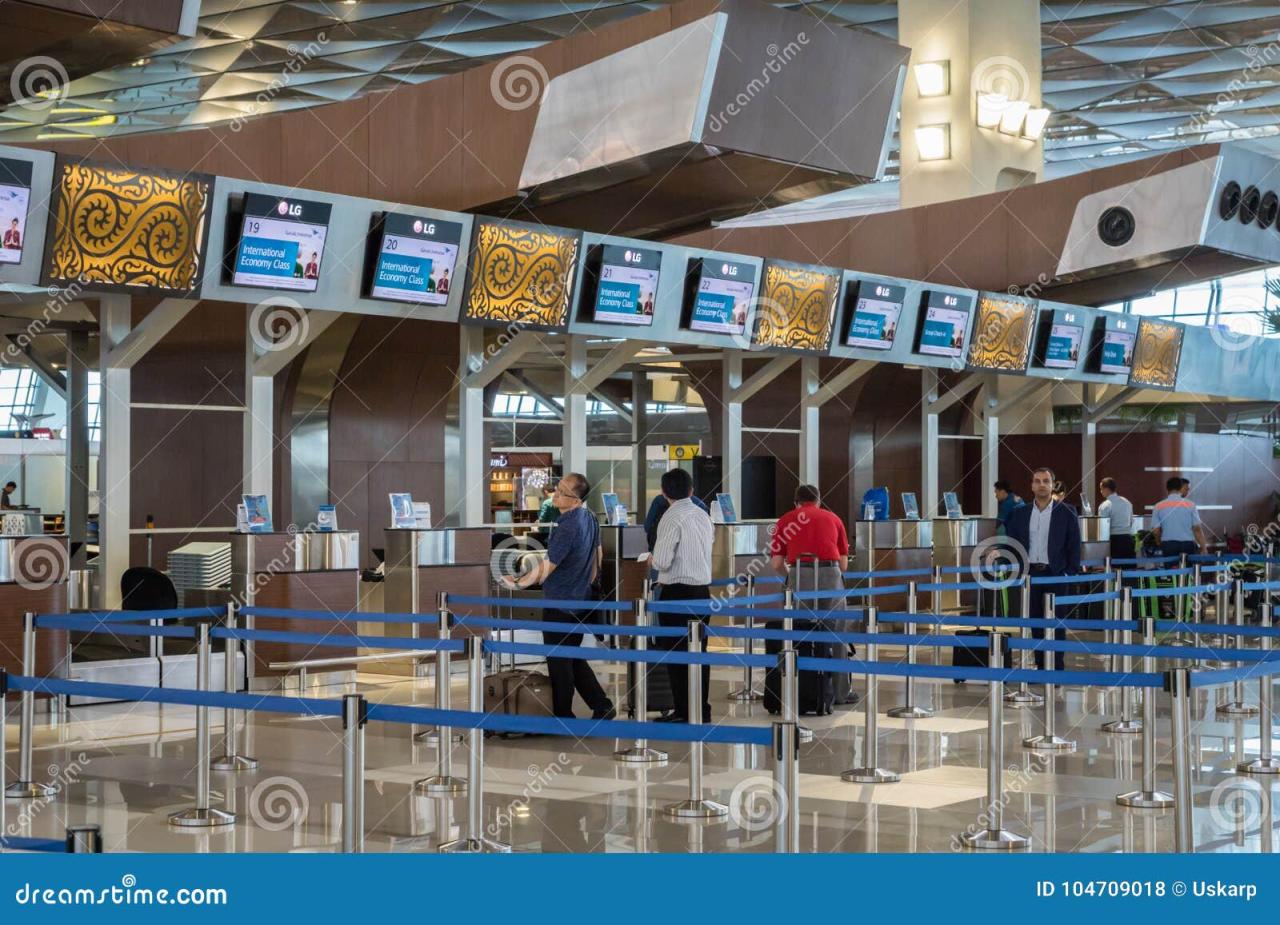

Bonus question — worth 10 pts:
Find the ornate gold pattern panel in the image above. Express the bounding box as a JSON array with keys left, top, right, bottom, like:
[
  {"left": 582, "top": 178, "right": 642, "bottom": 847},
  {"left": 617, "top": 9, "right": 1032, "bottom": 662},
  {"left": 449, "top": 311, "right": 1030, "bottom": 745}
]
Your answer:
[
  {"left": 752, "top": 261, "right": 841, "bottom": 352},
  {"left": 462, "top": 220, "right": 580, "bottom": 329},
  {"left": 1129, "top": 319, "right": 1184, "bottom": 390},
  {"left": 966, "top": 294, "right": 1035, "bottom": 371},
  {"left": 44, "top": 161, "right": 210, "bottom": 291}
]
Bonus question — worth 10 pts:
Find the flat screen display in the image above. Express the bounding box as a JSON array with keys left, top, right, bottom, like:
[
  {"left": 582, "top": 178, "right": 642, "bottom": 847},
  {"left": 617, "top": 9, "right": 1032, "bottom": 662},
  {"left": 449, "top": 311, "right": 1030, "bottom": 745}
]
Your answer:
[
  {"left": 590, "top": 245, "right": 660, "bottom": 326},
  {"left": 0, "top": 158, "right": 33, "bottom": 266},
  {"left": 368, "top": 212, "right": 462, "bottom": 305},
  {"left": 686, "top": 258, "right": 757, "bottom": 335},
  {"left": 914, "top": 290, "right": 973, "bottom": 358},
  {"left": 1042, "top": 323, "right": 1083, "bottom": 369},
  {"left": 1099, "top": 329, "right": 1136, "bottom": 374},
  {"left": 231, "top": 193, "right": 332, "bottom": 292},
  {"left": 845, "top": 280, "right": 905, "bottom": 350}
]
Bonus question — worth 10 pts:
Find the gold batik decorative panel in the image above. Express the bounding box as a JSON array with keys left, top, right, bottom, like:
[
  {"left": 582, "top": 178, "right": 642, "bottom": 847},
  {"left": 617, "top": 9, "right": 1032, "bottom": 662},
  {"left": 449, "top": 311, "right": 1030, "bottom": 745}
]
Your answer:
[
  {"left": 752, "top": 262, "right": 841, "bottom": 352},
  {"left": 1129, "top": 319, "right": 1183, "bottom": 390},
  {"left": 966, "top": 294, "right": 1035, "bottom": 371},
  {"left": 45, "top": 161, "right": 210, "bottom": 291},
  {"left": 462, "top": 220, "right": 580, "bottom": 329}
]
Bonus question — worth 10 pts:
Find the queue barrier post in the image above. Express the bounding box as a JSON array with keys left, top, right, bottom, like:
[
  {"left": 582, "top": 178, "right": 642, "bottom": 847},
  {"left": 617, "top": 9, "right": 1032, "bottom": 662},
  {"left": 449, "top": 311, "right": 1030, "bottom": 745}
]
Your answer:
[
  {"left": 1167, "top": 668, "right": 1195, "bottom": 853},
  {"left": 1004, "top": 576, "right": 1043, "bottom": 708},
  {"left": 1102, "top": 586, "right": 1142, "bottom": 734},
  {"left": 1238, "top": 601, "right": 1280, "bottom": 775},
  {"left": 888, "top": 583, "right": 931, "bottom": 719},
  {"left": 1022, "top": 593, "right": 1074, "bottom": 751},
  {"left": 65, "top": 824, "right": 102, "bottom": 854},
  {"left": 1116, "top": 616, "right": 1174, "bottom": 808},
  {"left": 4, "top": 613, "right": 58, "bottom": 800},
  {"left": 729, "top": 575, "right": 763, "bottom": 702},
  {"left": 169, "top": 622, "right": 235, "bottom": 828},
  {"left": 842, "top": 607, "right": 899, "bottom": 784},
  {"left": 341, "top": 693, "right": 367, "bottom": 852},
  {"left": 440, "top": 636, "right": 510, "bottom": 852},
  {"left": 662, "top": 620, "right": 728, "bottom": 821},
  {"left": 772, "top": 721, "right": 799, "bottom": 853},
  {"left": 1218, "top": 579, "right": 1259, "bottom": 716},
  {"left": 781, "top": 585, "right": 813, "bottom": 743},
  {"left": 210, "top": 602, "right": 259, "bottom": 772},
  {"left": 958, "top": 633, "right": 1029, "bottom": 850},
  {"left": 615, "top": 598, "right": 667, "bottom": 764},
  {"left": 415, "top": 591, "right": 463, "bottom": 746}
]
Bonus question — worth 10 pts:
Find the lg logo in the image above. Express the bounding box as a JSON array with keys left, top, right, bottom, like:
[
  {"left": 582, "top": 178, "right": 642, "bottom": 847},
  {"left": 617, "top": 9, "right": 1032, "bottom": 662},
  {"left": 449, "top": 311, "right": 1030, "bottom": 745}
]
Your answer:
[
  {"left": 720, "top": 263, "right": 738, "bottom": 277},
  {"left": 622, "top": 249, "right": 642, "bottom": 264},
  {"left": 277, "top": 201, "right": 303, "bottom": 217}
]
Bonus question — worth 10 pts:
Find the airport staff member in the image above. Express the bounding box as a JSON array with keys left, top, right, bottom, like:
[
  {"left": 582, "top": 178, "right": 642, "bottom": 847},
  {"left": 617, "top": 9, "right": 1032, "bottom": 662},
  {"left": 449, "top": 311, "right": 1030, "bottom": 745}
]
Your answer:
[
  {"left": 994, "top": 480, "right": 1023, "bottom": 534},
  {"left": 1006, "top": 467, "right": 1081, "bottom": 672},
  {"left": 1097, "top": 477, "right": 1135, "bottom": 561},
  {"left": 500, "top": 473, "right": 615, "bottom": 720},
  {"left": 1152, "top": 476, "right": 1206, "bottom": 559},
  {"left": 0, "top": 481, "right": 16, "bottom": 510},
  {"left": 649, "top": 468, "right": 715, "bottom": 724}
]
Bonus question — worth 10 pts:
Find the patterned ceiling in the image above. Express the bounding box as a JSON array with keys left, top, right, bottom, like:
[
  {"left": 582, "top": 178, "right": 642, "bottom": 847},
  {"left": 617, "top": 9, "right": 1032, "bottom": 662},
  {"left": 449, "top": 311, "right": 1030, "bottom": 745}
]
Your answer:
[{"left": 3, "top": 0, "right": 1280, "bottom": 173}]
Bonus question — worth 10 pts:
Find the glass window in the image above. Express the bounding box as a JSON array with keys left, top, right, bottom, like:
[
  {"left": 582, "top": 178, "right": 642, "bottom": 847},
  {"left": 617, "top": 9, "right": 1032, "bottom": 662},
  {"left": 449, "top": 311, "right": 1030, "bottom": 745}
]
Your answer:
[{"left": 0, "top": 368, "right": 40, "bottom": 431}]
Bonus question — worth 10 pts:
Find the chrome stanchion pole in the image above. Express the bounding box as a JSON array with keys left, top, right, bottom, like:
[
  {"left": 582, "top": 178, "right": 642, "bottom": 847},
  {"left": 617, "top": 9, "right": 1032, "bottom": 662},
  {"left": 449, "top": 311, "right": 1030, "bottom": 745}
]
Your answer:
[
  {"left": 211, "top": 603, "right": 258, "bottom": 772},
  {"left": 889, "top": 583, "right": 931, "bottom": 719},
  {"left": 663, "top": 620, "right": 727, "bottom": 820},
  {"left": 1167, "top": 668, "right": 1195, "bottom": 853},
  {"left": 615, "top": 598, "right": 667, "bottom": 764},
  {"left": 65, "top": 824, "right": 102, "bottom": 853},
  {"left": 413, "top": 608, "right": 467, "bottom": 795},
  {"left": 782, "top": 586, "right": 813, "bottom": 743},
  {"left": 730, "top": 575, "right": 762, "bottom": 702},
  {"left": 1005, "top": 576, "right": 1042, "bottom": 707},
  {"left": 440, "top": 637, "right": 510, "bottom": 851},
  {"left": 341, "top": 693, "right": 366, "bottom": 852},
  {"left": 415, "top": 591, "right": 462, "bottom": 747},
  {"left": 0, "top": 669, "right": 7, "bottom": 835},
  {"left": 1103, "top": 586, "right": 1142, "bottom": 734},
  {"left": 1239, "top": 602, "right": 1280, "bottom": 774},
  {"left": 959, "top": 633, "right": 1029, "bottom": 849},
  {"left": 170, "top": 622, "right": 235, "bottom": 828},
  {"left": 1117, "top": 616, "right": 1174, "bottom": 807},
  {"left": 772, "top": 720, "right": 799, "bottom": 853},
  {"left": 842, "top": 606, "right": 899, "bottom": 783},
  {"left": 4, "top": 613, "right": 57, "bottom": 799},
  {"left": 1023, "top": 593, "right": 1074, "bottom": 751},
  {"left": 1218, "top": 579, "right": 1258, "bottom": 715}
]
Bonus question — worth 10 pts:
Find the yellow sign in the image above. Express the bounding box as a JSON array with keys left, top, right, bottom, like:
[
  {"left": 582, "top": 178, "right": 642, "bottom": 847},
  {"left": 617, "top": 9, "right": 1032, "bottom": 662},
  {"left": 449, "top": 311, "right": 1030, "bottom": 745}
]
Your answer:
[{"left": 668, "top": 444, "right": 699, "bottom": 461}]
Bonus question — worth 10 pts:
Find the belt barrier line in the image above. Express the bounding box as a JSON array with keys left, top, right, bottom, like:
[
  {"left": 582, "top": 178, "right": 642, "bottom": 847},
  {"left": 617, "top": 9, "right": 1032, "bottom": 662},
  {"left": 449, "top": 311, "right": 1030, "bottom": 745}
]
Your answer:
[
  {"left": 919, "top": 580, "right": 1021, "bottom": 593},
  {"left": 446, "top": 594, "right": 637, "bottom": 612},
  {"left": 1052, "top": 591, "right": 1121, "bottom": 605},
  {"left": 1111, "top": 556, "right": 1180, "bottom": 566},
  {"left": 1080, "top": 559, "right": 1107, "bottom": 568},
  {"left": 646, "top": 602, "right": 863, "bottom": 619},
  {"left": 841, "top": 568, "right": 934, "bottom": 580},
  {"left": 936, "top": 565, "right": 1015, "bottom": 576},
  {"left": 244, "top": 606, "right": 417, "bottom": 625},
  {"left": 1030, "top": 573, "right": 1111, "bottom": 586},
  {"left": 791, "top": 656, "right": 1160, "bottom": 688},
  {"left": 485, "top": 639, "right": 775, "bottom": 670},
  {"left": 1153, "top": 620, "right": 1280, "bottom": 638},
  {"left": 1119, "top": 567, "right": 1195, "bottom": 579},
  {"left": 705, "top": 625, "right": 985, "bottom": 648},
  {"left": 36, "top": 606, "right": 225, "bottom": 623},
  {"left": 790, "top": 584, "right": 910, "bottom": 600},
  {"left": 1188, "top": 662, "right": 1280, "bottom": 688},
  {"left": 1130, "top": 581, "right": 1232, "bottom": 599},
  {"left": 8, "top": 674, "right": 343, "bottom": 717},
  {"left": 211, "top": 626, "right": 466, "bottom": 653},
  {"left": 453, "top": 615, "right": 686, "bottom": 637},
  {"left": 1241, "top": 580, "right": 1280, "bottom": 591},
  {"left": 1005, "top": 638, "right": 1280, "bottom": 662},
  {"left": 876, "top": 612, "right": 1136, "bottom": 632},
  {"left": 33, "top": 616, "right": 197, "bottom": 638}
]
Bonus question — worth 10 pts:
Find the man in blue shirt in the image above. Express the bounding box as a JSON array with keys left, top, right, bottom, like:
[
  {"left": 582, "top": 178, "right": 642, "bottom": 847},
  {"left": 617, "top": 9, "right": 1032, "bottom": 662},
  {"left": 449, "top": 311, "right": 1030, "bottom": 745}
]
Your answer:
[
  {"left": 1152, "top": 476, "right": 1206, "bottom": 559},
  {"left": 993, "top": 479, "right": 1023, "bottom": 535},
  {"left": 501, "top": 472, "right": 614, "bottom": 719}
]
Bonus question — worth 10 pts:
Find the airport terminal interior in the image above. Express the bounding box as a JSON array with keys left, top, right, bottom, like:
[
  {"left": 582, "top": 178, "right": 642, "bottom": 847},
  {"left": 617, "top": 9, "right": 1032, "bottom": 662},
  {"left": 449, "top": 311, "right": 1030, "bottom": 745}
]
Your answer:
[{"left": 2, "top": 0, "right": 1280, "bottom": 855}]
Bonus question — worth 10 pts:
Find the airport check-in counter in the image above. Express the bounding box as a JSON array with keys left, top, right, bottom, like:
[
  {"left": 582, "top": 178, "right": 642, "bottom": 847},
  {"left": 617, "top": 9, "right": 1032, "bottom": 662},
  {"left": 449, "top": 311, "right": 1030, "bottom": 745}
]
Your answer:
[
  {"left": 1078, "top": 516, "right": 1112, "bottom": 568},
  {"left": 711, "top": 521, "right": 776, "bottom": 588},
  {"left": 0, "top": 534, "right": 70, "bottom": 687},
  {"left": 851, "top": 519, "right": 933, "bottom": 611},
  {"left": 383, "top": 527, "right": 492, "bottom": 673},
  {"left": 231, "top": 530, "right": 360, "bottom": 685},
  {"left": 932, "top": 517, "right": 1000, "bottom": 613},
  {"left": 601, "top": 524, "right": 648, "bottom": 616}
]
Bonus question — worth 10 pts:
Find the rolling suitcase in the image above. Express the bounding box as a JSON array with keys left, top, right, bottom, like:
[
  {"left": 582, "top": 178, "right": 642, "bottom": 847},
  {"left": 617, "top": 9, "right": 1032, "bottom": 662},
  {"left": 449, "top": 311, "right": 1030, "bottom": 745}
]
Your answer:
[
  {"left": 626, "top": 661, "right": 675, "bottom": 716},
  {"left": 484, "top": 670, "right": 555, "bottom": 735},
  {"left": 762, "top": 639, "right": 837, "bottom": 715}
]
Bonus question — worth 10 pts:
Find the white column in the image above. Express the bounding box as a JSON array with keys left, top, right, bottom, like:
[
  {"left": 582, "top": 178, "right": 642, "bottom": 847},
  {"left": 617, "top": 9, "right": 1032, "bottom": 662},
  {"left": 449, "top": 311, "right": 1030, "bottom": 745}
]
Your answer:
[
  {"left": 721, "top": 351, "right": 744, "bottom": 504},
  {"left": 981, "top": 410, "right": 999, "bottom": 517},
  {"left": 631, "top": 371, "right": 649, "bottom": 510},
  {"left": 457, "top": 327, "right": 487, "bottom": 527},
  {"left": 64, "top": 330, "right": 91, "bottom": 569},
  {"left": 921, "top": 369, "right": 940, "bottom": 518},
  {"left": 1081, "top": 385, "right": 1098, "bottom": 512},
  {"left": 242, "top": 306, "right": 273, "bottom": 512},
  {"left": 799, "top": 357, "right": 820, "bottom": 486},
  {"left": 562, "top": 335, "right": 588, "bottom": 476},
  {"left": 98, "top": 296, "right": 131, "bottom": 609}
]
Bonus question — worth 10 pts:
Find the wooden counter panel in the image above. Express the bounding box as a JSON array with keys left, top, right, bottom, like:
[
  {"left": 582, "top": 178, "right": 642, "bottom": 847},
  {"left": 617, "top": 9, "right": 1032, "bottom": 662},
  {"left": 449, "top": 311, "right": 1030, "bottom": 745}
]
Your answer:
[
  {"left": 249, "top": 571, "right": 359, "bottom": 676},
  {"left": 0, "top": 583, "right": 69, "bottom": 681}
]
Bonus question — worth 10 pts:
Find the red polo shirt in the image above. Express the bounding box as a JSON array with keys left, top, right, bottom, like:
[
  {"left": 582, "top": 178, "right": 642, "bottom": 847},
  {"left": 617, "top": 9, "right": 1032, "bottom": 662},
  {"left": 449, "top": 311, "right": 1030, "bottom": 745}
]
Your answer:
[{"left": 770, "top": 502, "right": 849, "bottom": 564}]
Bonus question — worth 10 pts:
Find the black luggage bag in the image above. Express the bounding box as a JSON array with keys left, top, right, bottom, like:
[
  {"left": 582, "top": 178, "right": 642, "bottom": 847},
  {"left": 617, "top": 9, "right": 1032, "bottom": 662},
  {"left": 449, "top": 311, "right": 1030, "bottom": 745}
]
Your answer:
[{"left": 950, "top": 629, "right": 989, "bottom": 683}]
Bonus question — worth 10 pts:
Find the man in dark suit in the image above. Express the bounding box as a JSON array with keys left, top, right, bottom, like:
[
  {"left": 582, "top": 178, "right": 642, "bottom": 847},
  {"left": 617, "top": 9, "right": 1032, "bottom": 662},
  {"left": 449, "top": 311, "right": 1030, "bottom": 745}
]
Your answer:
[{"left": 1005, "top": 466, "right": 1081, "bottom": 672}]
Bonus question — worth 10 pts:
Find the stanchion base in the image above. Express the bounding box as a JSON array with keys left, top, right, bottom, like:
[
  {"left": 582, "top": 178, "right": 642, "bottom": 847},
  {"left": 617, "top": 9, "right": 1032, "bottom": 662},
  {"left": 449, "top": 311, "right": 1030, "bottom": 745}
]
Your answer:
[
  {"left": 1004, "top": 691, "right": 1044, "bottom": 708},
  {"left": 1101, "top": 718, "right": 1143, "bottom": 734},
  {"left": 662, "top": 798, "right": 729, "bottom": 820},
  {"left": 210, "top": 754, "right": 259, "bottom": 772},
  {"left": 1237, "top": 757, "right": 1280, "bottom": 775},
  {"left": 4, "top": 781, "right": 58, "bottom": 800},
  {"left": 887, "top": 704, "right": 933, "bottom": 719},
  {"left": 437, "top": 836, "right": 511, "bottom": 853},
  {"left": 1116, "top": 789, "right": 1174, "bottom": 809},
  {"left": 798, "top": 726, "right": 814, "bottom": 743},
  {"left": 614, "top": 746, "right": 668, "bottom": 764},
  {"left": 1216, "top": 702, "right": 1260, "bottom": 716},
  {"left": 1022, "top": 735, "right": 1075, "bottom": 751},
  {"left": 959, "top": 828, "right": 1030, "bottom": 850},
  {"left": 728, "top": 688, "right": 764, "bottom": 703},
  {"left": 413, "top": 729, "right": 464, "bottom": 745},
  {"left": 168, "top": 807, "right": 236, "bottom": 828},
  {"left": 414, "top": 776, "right": 467, "bottom": 796},
  {"left": 841, "top": 767, "right": 900, "bottom": 784}
]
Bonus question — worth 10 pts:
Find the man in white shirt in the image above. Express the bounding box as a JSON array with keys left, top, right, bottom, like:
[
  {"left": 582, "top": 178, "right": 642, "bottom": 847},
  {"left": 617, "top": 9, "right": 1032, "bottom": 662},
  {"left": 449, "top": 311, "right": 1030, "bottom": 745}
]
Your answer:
[
  {"left": 1097, "top": 477, "right": 1135, "bottom": 562},
  {"left": 650, "top": 468, "right": 714, "bottom": 723}
]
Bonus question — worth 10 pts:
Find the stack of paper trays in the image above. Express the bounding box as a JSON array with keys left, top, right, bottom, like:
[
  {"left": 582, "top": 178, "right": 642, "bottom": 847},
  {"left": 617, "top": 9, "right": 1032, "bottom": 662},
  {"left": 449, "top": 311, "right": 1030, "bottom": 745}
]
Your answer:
[{"left": 167, "top": 542, "right": 232, "bottom": 605}]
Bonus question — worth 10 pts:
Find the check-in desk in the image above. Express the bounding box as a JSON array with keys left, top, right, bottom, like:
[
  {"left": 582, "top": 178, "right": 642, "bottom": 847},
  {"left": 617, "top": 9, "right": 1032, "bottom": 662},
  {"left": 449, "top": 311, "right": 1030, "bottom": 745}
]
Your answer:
[
  {"left": 711, "top": 521, "right": 775, "bottom": 586},
  {"left": 601, "top": 525, "right": 648, "bottom": 617},
  {"left": 932, "top": 517, "right": 999, "bottom": 613},
  {"left": 231, "top": 530, "right": 360, "bottom": 683},
  {"left": 0, "top": 534, "right": 70, "bottom": 685},
  {"left": 1078, "top": 516, "right": 1112, "bottom": 567},
  {"left": 383, "top": 527, "right": 492, "bottom": 673},
  {"left": 851, "top": 519, "right": 933, "bottom": 611}
]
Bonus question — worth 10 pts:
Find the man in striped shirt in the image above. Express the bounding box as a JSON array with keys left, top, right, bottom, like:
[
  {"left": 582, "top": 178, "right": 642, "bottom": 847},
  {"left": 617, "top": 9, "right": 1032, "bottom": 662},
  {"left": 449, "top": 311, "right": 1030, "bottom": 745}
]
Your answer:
[{"left": 650, "top": 468, "right": 715, "bottom": 723}]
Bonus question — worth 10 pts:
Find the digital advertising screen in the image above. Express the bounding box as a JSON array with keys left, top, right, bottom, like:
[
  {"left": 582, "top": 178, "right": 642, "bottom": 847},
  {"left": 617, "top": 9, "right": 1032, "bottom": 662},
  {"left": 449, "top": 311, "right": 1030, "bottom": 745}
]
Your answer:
[
  {"left": 845, "top": 280, "right": 905, "bottom": 350},
  {"left": 589, "top": 245, "right": 661, "bottom": 326},
  {"left": 684, "top": 258, "right": 757, "bottom": 336},
  {"left": 914, "top": 290, "right": 973, "bottom": 358},
  {"left": 1099, "top": 328, "right": 1137, "bottom": 374},
  {"left": 0, "top": 157, "right": 34, "bottom": 266},
  {"left": 367, "top": 212, "right": 463, "bottom": 305},
  {"left": 231, "top": 193, "right": 332, "bottom": 292},
  {"left": 1042, "top": 323, "right": 1083, "bottom": 369}
]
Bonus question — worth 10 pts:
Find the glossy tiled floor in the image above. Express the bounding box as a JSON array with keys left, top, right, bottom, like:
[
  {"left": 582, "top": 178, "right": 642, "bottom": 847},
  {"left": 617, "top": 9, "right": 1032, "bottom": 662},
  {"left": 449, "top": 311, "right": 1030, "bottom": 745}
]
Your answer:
[{"left": 4, "top": 654, "right": 1278, "bottom": 853}]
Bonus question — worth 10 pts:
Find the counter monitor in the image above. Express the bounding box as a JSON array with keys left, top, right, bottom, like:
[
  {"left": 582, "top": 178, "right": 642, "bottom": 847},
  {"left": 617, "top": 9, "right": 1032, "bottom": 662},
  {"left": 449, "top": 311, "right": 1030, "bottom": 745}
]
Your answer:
[
  {"left": 231, "top": 192, "right": 332, "bottom": 292},
  {"left": 366, "top": 212, "right": 463, "bottom": 305},
  {"left": 585, "top": 244, "right": 661, "bottom": 326},
  {"left": 913, "top": 290, "right": 974, "bottom": 359},
  {"left": 844, "top": 280, "right": 905, "bottom": 350},
  {"left": 684, "top": 258, "right": 757, "bottom": 336},
  {"left": 1086, "top": 315, "right": 1139, "bottom": 376},
  {"left": 0, "top": 157, "right": 33, "bottom": 265},
  {"left": 1042, "top": 322, "right": 1083, "bottom": 369}
]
